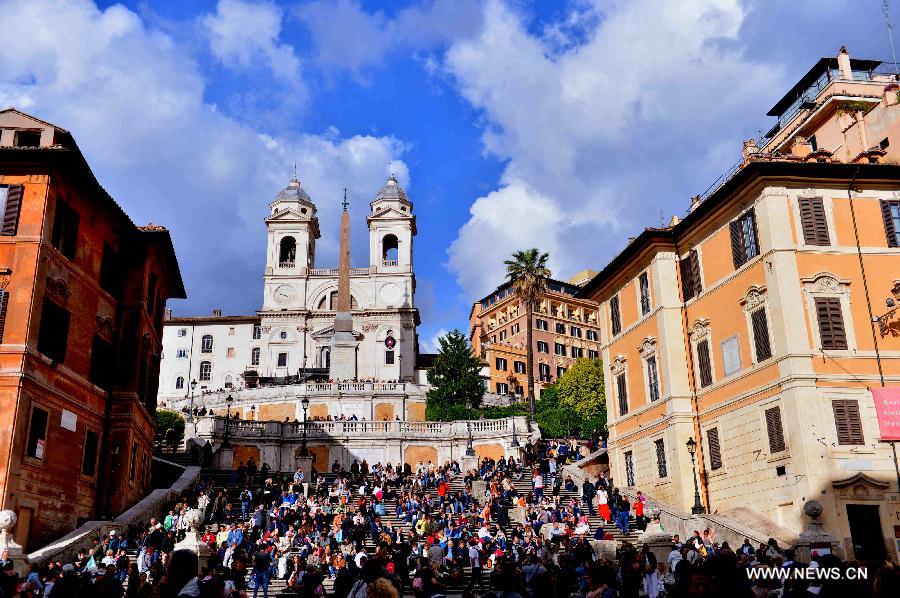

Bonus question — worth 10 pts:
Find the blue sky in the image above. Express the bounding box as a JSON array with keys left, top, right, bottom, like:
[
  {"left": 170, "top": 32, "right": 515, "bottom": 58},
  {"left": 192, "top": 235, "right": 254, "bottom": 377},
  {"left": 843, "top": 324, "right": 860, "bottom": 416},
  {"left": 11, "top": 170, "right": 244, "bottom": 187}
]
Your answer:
[{"left": 1, "top": 0, "right": 896, "bottom": 351}]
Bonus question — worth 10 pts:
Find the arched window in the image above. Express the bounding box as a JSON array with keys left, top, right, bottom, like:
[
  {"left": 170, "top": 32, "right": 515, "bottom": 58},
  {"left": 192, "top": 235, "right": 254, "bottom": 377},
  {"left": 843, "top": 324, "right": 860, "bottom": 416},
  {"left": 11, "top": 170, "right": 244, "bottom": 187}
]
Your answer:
[
  {"left": 224, "top": 375, "right": 233, "bottom": 389},
  {"left": 251, "top": 347, "right": 260, "bottom": 366},
  {"left": 319, "top": 291, "right": 359, "bottom": 310},
  {"left": 175, "top": 376, "right": 184, "bottom": 390},
  {"left": 279, "top": 236, "right": 296, "bottom": 266},
  {"left": 382, "top": 234, "right": 399, "bottom": 264},
  {"left": 201, "top": 335, "right": 213, "bottom": 353},
  {"left": 199, "top": 361, "right": 212, "bottom": 381},
  {"left": 321, "top": 348, "right": 331, "bottom": 368}
]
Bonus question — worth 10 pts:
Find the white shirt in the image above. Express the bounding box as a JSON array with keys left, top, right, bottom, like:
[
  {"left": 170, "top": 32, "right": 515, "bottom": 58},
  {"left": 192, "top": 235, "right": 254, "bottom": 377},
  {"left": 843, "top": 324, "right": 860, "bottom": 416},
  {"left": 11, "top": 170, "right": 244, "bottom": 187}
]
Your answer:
[{"left": 469, "top": 546, "right": 481, "bottom": 567}]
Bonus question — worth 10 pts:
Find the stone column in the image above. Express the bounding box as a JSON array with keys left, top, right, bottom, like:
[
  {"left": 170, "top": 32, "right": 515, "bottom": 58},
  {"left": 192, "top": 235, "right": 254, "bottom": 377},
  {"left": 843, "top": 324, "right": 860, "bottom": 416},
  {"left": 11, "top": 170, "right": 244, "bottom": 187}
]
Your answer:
[
  {"left": 173, "top": 509, "right": 211, "bottom": 574},
  {"left": 637, "top": 518, "right": 675, "bottom": 565},
  {"left": 795, "top": 500, "right": 839, "bottom": 563}
]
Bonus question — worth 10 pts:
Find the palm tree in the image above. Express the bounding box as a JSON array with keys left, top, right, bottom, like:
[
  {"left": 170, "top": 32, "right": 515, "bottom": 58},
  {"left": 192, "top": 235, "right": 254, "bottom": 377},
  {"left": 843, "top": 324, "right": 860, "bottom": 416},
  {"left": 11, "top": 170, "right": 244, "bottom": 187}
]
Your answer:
[{"left": 504, "top": 248, "right": 550, "bottom": 420}]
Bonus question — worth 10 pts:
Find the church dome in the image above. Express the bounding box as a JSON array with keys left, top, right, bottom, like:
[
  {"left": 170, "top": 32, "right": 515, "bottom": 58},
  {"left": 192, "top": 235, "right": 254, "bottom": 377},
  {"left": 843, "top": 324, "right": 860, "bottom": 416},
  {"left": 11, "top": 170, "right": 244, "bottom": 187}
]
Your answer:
[
  {"left": 276, "top": 175, "right": 312, "bottom": 204},
  {"left": 374, "top": 175, "right": 409, "bottom": 203}
]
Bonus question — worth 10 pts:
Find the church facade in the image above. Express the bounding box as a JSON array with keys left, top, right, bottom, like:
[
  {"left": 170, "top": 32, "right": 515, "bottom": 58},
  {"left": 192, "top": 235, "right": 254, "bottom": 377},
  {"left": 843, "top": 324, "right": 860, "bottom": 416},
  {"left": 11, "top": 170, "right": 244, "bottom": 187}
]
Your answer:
[{"left": 158, "top": 175, "right": 421, "bottom": 406}]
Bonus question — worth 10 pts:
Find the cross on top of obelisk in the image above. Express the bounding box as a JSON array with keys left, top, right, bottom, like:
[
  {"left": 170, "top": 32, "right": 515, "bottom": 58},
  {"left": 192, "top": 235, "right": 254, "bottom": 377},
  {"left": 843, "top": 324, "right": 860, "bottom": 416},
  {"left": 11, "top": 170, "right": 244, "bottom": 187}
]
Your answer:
[{"left": 342, "top": 187, "right": 349, "bottom": 212}]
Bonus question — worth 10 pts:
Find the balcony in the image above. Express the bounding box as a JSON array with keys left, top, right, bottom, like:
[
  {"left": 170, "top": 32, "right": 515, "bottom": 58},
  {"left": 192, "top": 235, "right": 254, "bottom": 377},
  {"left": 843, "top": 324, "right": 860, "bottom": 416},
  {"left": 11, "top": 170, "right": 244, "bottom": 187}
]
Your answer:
[
  {"left": 382, "top": 260, "right": 398, "bottom": 267},
  {"left": 279, "top": 261, "right": 295, "bottom": 269}
]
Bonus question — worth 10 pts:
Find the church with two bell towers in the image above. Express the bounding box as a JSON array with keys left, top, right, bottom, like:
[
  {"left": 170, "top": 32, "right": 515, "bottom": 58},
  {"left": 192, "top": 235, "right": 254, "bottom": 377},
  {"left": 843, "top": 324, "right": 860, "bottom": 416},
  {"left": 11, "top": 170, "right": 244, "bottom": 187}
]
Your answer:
[
  {"left": 157, "top": 173, "right": 422, "bottom": 411},
  {"left": 259, "top": 173, "right": 419, "bottom": 381}
]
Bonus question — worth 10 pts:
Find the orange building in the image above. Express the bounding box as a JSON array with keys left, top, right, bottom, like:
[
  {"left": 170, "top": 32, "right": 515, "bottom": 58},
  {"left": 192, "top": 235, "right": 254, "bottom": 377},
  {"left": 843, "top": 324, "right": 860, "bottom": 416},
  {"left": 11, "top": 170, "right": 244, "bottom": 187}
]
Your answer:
[
  {"left": 470, "top": 277, "right": 601, "bottom": 399},
  {"left": 578, "top": 49, "right": 900, "bottom": 560},
  {"left": 0, "top": 109, "right": 185, "bottom": 549}
]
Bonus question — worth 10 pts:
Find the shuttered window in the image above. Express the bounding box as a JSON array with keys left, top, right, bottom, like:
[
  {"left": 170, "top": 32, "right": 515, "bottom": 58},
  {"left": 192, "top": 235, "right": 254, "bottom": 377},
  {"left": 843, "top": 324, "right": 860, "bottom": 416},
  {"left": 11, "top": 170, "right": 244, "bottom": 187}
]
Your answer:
[
  {"left": 1, "top": 185, "right": 24, "bottom": 236},
  {"left": 52, "top": 200, "right": 80, "bottom": 260},
  {"left": 765, "top": 406, "right": 786, "bottom": 453},
  {"left": 696, "top": 339, "right": 713, "bottom": 387},
  {"left": 616, "top": 372, "right": 628, "bottom": 415},
  {"left": 832, "top": 400, "right": 865, "bottom": 445},
  {"left": 750, "top": 308, "right": 772, "bottom": 361},
  {"left": 814, "top": 297, "right": 848, "bottom": 350},
  {"left": 99, "top": 243, "right": 121, "bottom": 296},
  {"left": 680, "top": 250, "right": 702, "bottom": 300},
  {"left": 89, "top": 335, "right": 115, "bottom": 390},
  {"left": 0, "top": 289, "right": 8, "bottom": 343},
  {"left": 881, "top": 200, "right": 900, "bottom": 247},
  {"left": 639, "top": 272, "right": 651, "bottom": 315},
  {"left": 655, "top": 438, "right": 668, "bottom": 478},
  {"left": 646, "top": 355, "right": 660, "bottom": 401},
  {"left": 37, "top": 298, "right": 70, "bottom": 363},
  {"left": 799, "top": 197, "right": 830, "bottom": 245},
  {"left": 707, "top": 427, "right": 723, "bottom": 470},
  {"left": 624, "top": 451, "right": 635, "bottom": 487},
  {"left": 729, "top": 209, "right": 760, "bottom": 268},
  {"left": 610, "top": 295, "right": 622, "bottom": 336}
]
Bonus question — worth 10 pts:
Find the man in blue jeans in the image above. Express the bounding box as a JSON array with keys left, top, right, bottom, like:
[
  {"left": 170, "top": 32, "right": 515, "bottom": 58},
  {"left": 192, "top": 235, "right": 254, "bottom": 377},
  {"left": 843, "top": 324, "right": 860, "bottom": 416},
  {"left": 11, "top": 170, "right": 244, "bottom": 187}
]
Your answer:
[
  {"left": 252, "top": 548, "right": 272, "bottom": 598},
  {"left": 616, "top": 496, "right": 630, "bottom": 535}
]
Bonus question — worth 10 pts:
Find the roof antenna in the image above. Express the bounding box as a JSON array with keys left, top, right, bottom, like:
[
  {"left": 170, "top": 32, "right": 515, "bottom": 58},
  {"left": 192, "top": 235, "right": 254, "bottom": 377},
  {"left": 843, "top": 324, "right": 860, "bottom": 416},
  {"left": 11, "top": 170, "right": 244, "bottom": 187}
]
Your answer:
[{"left": 884, "top": 0, "right": 899, "bottom": 75}]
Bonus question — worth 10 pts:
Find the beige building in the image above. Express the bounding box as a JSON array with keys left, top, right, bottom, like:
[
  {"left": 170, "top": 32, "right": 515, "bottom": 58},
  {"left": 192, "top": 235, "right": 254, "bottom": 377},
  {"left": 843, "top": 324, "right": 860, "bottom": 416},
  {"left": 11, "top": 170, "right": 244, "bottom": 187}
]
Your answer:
[{"left": 577, "top": 48, "right": 900, "bottom": 560}]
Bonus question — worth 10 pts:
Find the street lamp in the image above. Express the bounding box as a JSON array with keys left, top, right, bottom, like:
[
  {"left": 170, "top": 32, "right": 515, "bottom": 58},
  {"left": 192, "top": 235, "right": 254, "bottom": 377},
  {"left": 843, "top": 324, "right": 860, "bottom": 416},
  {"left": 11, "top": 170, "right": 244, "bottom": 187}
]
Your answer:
[
  {"left": 685, "top": 437, "right": 706, "bottom": 514},
  {"left": 222, "top": 394, "right": 233, "bottom": 448},
  {"left": 301, "top": 396, "right": 310, "bottom": 457},
  {"left": 189, "top": 379, "right": 198, "bottom": 423},
  {"left": 466, "top": 421, "right": 475, "bottom": 457},
  {"left": 510, "top": 416, "right": 520, "bottom": 448}
]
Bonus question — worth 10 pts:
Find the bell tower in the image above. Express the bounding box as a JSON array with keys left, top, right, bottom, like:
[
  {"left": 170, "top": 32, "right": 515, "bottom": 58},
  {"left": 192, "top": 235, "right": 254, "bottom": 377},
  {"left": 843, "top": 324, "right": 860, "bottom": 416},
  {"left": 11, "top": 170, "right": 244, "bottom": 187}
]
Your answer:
[
  {"left": 368, "top": 175, "right": 415, "bottom": 277},
  {"left": 262, "top": 174, "right": 320, "bottom": 311}
]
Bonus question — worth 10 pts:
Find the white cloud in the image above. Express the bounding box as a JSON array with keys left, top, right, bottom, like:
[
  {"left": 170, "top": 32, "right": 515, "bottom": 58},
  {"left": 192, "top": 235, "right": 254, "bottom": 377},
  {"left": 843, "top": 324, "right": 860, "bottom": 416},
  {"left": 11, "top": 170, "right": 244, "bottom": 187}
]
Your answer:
[
  {"left": 202, "top": 0, "right": 302, "bottom": 84},
  {"left": 421, "top": 328, "right": 450, "bottom": 354},
  {"left": 295, "top": 0, "right": 482, "bottom": 78},
  {"left": 443, "top": 0, "right": 785, "bottom": 297},
  {"left": 0, "top": 0, "right": 407, "bottom": 314}
]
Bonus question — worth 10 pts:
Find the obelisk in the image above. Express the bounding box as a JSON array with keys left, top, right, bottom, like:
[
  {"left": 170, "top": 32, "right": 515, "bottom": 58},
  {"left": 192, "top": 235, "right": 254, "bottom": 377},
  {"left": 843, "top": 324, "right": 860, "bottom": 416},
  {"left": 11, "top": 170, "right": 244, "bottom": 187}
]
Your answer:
[{"left": 329, "top": 191, "right": 358, "bottom": 380}]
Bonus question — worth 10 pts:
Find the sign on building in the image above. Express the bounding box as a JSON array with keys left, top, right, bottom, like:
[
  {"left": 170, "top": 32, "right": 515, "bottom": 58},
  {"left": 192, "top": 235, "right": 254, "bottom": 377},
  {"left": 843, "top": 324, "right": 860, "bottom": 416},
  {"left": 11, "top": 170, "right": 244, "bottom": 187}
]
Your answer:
[{"left": 871, "top": 387, "right": 900, "bottom": 441}]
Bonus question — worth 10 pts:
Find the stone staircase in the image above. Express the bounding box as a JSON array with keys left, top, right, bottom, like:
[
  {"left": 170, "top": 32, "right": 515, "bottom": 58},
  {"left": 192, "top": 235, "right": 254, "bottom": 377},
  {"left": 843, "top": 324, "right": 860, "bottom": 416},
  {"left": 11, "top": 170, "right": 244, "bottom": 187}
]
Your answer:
[{"left": 134, "top": 465, "right": 642, "bottom": 596}]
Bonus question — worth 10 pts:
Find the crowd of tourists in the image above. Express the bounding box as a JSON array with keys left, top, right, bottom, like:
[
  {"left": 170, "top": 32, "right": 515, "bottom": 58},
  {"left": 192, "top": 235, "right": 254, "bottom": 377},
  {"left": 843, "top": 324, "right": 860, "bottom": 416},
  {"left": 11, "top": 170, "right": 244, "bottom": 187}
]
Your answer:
[{"left": 2, "top": 438, "right": 897, "bottom": 597}]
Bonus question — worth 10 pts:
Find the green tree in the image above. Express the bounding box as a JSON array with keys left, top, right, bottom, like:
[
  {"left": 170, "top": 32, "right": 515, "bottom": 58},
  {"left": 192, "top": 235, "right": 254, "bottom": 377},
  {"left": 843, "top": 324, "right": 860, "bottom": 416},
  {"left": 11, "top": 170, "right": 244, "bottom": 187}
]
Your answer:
[
  {"left": 534, "top": 384, "right": 577, "bottom": 437},
  {"left": 556, "top": 358, "right": 607, "bottom": 434},
  {"left": 155, "top": 409, "right": 185, "bottom": 443},
  {"left": 426, "top": 329, "right": 485, "bottom": 419},
  {"left": 504, "top": 248, "right": 550, "bottom": 419}
]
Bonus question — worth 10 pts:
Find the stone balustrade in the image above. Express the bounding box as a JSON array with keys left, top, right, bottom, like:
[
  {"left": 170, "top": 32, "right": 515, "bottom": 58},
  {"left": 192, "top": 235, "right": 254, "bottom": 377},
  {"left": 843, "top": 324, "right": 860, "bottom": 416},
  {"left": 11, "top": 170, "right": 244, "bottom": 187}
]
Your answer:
[
  {"left": 196, "top": 415, "right": 538, "bottom": 471},
  {"left": 196, "top": 415, "right": 531, "bottom": 441},
  {"left": 162, "top": 381, "right": 426, "bottom": 414}
]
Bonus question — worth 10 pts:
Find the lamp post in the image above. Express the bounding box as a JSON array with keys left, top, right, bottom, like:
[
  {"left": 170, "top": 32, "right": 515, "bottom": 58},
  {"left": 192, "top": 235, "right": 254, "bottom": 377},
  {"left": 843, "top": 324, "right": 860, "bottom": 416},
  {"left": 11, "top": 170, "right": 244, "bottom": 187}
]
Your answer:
[
  {"left": 301, "top": 396, "right": 310, "bottom": 457},
  {"left": 466, "top": 421, "right": 475, "bottom": 457},
  {"left": 189, "top": 379, "right": 198, "bottom": 423},
  {"left": 222, "top": 394, "right": 233, "bottom": 448},
  {"left": 685, "top": 437, "right": 706, "bottom": 514},
  {"left": 510, "top": 416, "right": 520, "bottom": 448}
]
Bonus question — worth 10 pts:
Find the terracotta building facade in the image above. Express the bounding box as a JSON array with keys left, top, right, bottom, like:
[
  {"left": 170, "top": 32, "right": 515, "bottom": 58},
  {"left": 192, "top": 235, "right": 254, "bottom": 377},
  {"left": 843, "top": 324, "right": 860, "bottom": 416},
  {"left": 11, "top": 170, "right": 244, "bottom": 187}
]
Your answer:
[
  {"left": 470, "top": 278, "right": 601, "bottom": 399},
  {"left": 578, "top": 49, "right": 900, "bottom": 561},
  {"left": 0, "top": 109, "right": 185, "bottom": 550}
]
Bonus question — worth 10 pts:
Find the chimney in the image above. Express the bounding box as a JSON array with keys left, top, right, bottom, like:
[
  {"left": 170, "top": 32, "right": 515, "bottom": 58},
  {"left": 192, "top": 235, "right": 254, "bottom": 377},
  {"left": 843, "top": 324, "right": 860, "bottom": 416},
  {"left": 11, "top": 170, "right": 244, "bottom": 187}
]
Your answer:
[
  {"left": 165, "top": 308, "right": 173, "bottom": 321},
  {"left": 742, "top": 139, "right": 759, "bottom": 161},
  {"left": 791, "top": 136, "right": 812, "bottom": 158},
  {"left": 212, "top": 309, "right": 222, "bottom": 317},
  {"left": 689, "top": 195, "right": 702, "bottom": 213},
  {"left": 837, "top": 46, "right": 852, "bottom": 80}
]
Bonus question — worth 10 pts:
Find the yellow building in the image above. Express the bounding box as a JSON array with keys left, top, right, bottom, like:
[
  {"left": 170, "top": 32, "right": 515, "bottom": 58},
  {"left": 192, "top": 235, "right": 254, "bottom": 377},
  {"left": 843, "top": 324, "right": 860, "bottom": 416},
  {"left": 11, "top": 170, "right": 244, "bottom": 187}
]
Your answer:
[{"left": 578, "top": 49, "right": 900, "bottom": 561}]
